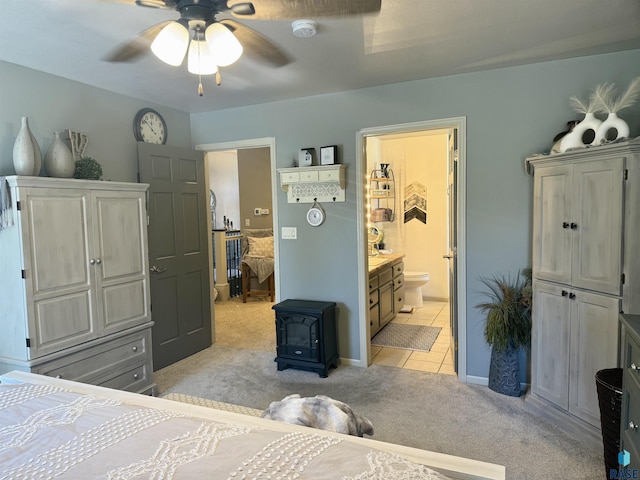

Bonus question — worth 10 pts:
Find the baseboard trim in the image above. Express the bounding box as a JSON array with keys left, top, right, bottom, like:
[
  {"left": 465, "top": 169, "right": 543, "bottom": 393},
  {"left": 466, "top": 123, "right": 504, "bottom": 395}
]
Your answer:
[
  {"left": 340, "top": 357, "right": 366, "bottom": 368},
  {"left": 466, "top": 375, "right": 489, "bottom": 386},
  {"left": 525, "top": 391, "right": 602, "bottom": 451}
]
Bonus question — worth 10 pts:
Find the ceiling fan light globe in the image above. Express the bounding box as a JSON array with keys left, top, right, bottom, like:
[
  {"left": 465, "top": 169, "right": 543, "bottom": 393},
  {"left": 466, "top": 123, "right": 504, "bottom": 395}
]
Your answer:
[
  {"left": 187, "top": 39, "right": 219, "bottom": 75},
  {"left": 205, "top": 23, "right": 243, "bottom": 67},
  {"left": 151, "top": 22, "right": 189, "bottom": 66}
]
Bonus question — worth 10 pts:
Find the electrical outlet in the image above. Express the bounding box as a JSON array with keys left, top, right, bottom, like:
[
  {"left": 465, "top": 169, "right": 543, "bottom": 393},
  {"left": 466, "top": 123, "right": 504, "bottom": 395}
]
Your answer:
[
  {"left": 281, "top": 227, "right": 297, "bottom": 239},
  {"left": 245, "top": 218, "right": 250, "bottom": 226}
]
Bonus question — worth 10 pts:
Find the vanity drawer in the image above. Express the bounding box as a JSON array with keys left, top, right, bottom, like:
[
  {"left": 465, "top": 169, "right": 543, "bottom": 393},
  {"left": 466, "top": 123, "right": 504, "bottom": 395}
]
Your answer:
[
  {"left": 393, "top": 262, "right": 404, "bottom": 277},
  {"left": 369, "top": 290, "right": 379, "bottom": 307},
  {"left": 394, "top": 285, "right": 406, "bottom": 312},
  {"left": 34, "top": 328, "right": 151, "bottom": 385},
  {"left": 299, "top": 170, "right": 319, "bottom": 182},
  {"left": 378, "top": 267, "right": 393, "bottom": 286},
  {"left": 393, "top": 273, "right": 404, "bottom": 290},
  {"left": 369, "top": 275, "right": 379, "bottom": 291}
]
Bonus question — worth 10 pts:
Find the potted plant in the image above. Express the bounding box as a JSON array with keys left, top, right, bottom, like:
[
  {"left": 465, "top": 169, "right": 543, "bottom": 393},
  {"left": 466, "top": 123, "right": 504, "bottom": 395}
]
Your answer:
[
  {"left": 476, "top": 268, "right": 532, "bottom": 397},
  {"left": 73, "top": 156, "right": 103, "bottom": 180}
]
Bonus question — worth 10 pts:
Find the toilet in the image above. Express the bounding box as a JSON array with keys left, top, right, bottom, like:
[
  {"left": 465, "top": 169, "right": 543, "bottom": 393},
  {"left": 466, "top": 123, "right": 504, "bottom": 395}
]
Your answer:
[{"left": 403, "top": 272, "right": 430, "bottom": 308}]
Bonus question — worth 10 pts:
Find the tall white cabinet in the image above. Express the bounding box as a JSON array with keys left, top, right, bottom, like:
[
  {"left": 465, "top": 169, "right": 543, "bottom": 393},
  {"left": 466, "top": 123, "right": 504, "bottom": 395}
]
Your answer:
[
  {"left": 0, "top": 176, "right": 155, "bottom": 395},
  {"left": 526, "top": 140, "right": 640, "bottom": 448}
]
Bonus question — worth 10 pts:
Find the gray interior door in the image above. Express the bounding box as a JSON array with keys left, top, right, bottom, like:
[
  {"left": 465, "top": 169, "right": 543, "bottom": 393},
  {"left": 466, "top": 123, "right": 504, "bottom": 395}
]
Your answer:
[
  {"left": 137, "top": 142, "right": 212, "bottom": 371},
  {"left": 447, "top": 131, "right": 459, "bottom": 373}
]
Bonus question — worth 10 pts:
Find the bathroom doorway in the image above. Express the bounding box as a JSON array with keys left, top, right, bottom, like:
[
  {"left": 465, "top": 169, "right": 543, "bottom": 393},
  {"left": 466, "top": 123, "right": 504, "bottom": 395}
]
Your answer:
[{"left": 357, "top": 118, "right": 466, "bottom": 381}]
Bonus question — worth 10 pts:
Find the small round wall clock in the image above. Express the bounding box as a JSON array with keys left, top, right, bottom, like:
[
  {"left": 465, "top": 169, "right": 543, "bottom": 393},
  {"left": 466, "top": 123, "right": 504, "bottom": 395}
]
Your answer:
[
  {"left": 306, "top": 200, "right": 325, "bottom": 227},
  {"left": 133, "top": 108, "right": 167, "bottom": 144}
]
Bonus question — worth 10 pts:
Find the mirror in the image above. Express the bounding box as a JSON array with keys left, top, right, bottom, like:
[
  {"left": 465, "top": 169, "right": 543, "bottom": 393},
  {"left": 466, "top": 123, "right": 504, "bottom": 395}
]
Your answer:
[{"left": 367, "top": 225, "right": 383, "bottom": 256}]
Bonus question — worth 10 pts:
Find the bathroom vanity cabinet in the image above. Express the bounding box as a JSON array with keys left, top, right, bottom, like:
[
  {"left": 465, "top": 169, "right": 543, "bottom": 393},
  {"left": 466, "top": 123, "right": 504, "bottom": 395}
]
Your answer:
[
  {"left": 525, "top": 139, "right": 640, "bottom": 449},
  {"left": 369, "top": 256, "right": 404, "bottom": 337}
]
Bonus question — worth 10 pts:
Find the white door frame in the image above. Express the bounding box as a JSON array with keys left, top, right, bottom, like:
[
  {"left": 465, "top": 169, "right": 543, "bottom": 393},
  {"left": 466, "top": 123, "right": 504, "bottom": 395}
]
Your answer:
[
  {"left": 356, "top": 118, "right": 467, "bottom": 382},
  {"left": 196, "top": 137, "right": 280, "bottom": 306}
]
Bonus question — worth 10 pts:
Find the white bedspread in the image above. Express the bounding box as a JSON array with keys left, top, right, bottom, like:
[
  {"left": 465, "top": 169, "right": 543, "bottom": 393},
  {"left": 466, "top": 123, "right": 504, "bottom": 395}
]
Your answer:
[{"left": 0, "top": 381, "right": 452, "bottom": 480}]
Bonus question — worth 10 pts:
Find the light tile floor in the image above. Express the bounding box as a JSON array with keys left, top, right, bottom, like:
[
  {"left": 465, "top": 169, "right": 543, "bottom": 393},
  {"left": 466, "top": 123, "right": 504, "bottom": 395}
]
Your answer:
[{"left": 371, "top": 300, "right": 456, "bottom": 375}]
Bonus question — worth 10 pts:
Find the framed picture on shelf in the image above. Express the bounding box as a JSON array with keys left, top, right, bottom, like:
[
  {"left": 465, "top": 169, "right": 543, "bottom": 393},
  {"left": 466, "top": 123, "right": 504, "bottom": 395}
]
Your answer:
[{"left": 320, "top": 145, "right": 338, "bottom": 165}]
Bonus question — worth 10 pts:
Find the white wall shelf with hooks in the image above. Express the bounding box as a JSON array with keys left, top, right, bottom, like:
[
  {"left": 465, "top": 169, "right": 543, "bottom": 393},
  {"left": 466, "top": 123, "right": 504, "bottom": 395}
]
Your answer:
[{"left": 278, "top": 164, "right": 347, "bottom": 203}]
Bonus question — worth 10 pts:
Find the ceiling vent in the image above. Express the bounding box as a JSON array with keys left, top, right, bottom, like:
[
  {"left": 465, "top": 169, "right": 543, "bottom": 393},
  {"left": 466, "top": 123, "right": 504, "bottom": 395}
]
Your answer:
[{"left": 292, "top": 20, "right": 317, "bottom": 38}]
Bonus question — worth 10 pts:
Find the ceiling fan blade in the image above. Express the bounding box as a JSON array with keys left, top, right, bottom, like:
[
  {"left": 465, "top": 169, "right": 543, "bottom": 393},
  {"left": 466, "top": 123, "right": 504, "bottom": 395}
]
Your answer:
[
  {"left": 97, "top": 0, "right": 175, "bottom": 8},
  {"left": 228, "top": 0, "right": 381, "bottom": 19},
  {"left": 104, "top": 21, "right": 172, "bottom": 62},
  {"left": 220, "top": 19, "right": 291, "bottom": 67}
]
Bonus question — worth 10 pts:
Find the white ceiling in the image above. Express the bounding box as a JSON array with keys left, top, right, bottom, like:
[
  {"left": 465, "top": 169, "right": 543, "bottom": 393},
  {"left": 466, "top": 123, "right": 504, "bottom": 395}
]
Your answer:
[{"left": 1, "top": 0, "right": 639, "bottom": 114}]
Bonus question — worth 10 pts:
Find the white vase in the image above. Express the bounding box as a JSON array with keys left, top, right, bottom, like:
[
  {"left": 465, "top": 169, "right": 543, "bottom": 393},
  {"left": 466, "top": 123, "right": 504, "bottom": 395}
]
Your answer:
[
  {"left": 44, "top": 132, "right": 75, "bottom": 178},
  {"left": 594, "top": 112, "right": 629, "bottom": 145},
  {"left": 559, "top": 113, "right": 602, "bottom": 152},
  {"left": 12, "top": 116, "right": 41, "bottom": 175}
]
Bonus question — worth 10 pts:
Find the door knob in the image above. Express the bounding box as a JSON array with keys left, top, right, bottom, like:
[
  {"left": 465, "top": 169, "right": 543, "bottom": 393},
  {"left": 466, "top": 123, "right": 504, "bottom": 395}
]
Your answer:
[
  {"left": 443, "top": 255, "right": 453, "bottom": 259},
  {"left": 150, "top": 265, "right": 167, "bottom": 274}
]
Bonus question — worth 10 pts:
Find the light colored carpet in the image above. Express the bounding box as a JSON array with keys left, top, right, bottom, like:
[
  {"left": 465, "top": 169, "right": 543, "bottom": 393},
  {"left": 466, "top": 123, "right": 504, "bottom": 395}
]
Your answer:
[
  {"left": 154, "top": 345, "right": 603, "bottom": 480},
  {"left": 371, "top": 323, "right": 442, "bottom": 351},
  {"left": 213, "top": 296, "right": 276, "bottom": 352}
]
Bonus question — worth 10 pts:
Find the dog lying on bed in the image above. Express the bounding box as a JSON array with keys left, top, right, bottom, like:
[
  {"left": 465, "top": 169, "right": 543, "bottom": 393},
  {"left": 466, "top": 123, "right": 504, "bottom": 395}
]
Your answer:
[{"left": 261, "top": 394, "right": 374, "bottom": 437}]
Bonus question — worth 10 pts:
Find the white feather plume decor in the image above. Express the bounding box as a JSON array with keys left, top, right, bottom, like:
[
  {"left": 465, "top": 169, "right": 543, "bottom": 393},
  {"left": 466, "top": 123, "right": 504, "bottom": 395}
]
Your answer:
[
  {"left": 591, "top": 77, "right": 640, "bottom": 113},
  {"left": 568, "top": 95, "right": 593, "bottom": 114},
  {"left": 611, "top": 76, "right": 640, "bottom": 113}
]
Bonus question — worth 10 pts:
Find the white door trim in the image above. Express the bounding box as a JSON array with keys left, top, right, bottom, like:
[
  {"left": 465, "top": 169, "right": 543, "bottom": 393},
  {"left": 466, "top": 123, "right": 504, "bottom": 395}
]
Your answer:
[{"left": 356, "top": 118, "right": 467, "bottom": 382}]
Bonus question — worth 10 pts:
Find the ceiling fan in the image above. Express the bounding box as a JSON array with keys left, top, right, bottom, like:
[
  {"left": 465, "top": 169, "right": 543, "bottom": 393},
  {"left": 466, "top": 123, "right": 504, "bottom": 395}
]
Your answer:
[{"left": 105, "top": 0, "right": 382, "bottom": 95}]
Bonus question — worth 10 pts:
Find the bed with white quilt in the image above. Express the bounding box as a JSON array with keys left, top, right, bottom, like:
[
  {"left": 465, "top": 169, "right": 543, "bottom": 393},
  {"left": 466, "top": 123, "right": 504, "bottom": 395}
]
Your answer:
[{"left": 0, "top": 371, "right": 505, "bottom": 480}]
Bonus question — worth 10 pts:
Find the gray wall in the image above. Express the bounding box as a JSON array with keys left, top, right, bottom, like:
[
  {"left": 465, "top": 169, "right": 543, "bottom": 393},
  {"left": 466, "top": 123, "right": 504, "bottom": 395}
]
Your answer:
[
  {"left": 190, "top": 49, "right": 640, "bottom": 380},
  {"left": 1, "top": 51, "right": 638, "bottom": 381},
  {"left": 0, "top": 61, "right": 192, "bottom": 182}
]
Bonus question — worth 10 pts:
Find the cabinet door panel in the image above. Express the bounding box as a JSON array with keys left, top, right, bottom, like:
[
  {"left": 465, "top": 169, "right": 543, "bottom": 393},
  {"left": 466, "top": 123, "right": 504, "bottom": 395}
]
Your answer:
[
  {"left": 532, "top": 165, "right": 572, "bottom": 283},
  {"left": 34, "top": 291, "right": 94, "bottom": 354},
  {"left": 379, "top": 282, "right": 394, "bottom": 328},
  {"left": 571, "top": 158, "right": 624, "bottom": 294},
  {"left": 569, "top": 291, "right": 619, "bottom": 426},
  {"left": 22, "top": 188, "right": 97, "bottom": 357},
  {"left": 93, "top": 191, "right": 150, "bottom": 335},
  {"left": 26, "top": 191, "right": 91, "bottom": 295},
  {"left": 531, "top": 281, "right": 570, "bottom": 409}
]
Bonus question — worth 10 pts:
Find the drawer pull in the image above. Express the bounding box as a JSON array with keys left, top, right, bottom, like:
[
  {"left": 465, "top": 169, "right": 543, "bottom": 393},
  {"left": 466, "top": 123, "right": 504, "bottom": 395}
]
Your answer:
[
  {"left": 132, "top": 346, "right": 138, "bottom": 352},
  {"left": 133, "top": 373, "right": 140, "bottom": 380},
  {"left": 630, "top": 421, "right": 639, "bottom": 430}
]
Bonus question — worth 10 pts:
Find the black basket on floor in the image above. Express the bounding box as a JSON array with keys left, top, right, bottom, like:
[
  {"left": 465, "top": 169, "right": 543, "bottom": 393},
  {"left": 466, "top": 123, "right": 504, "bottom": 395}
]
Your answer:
[{"left": 596, "top": 368, "right": 623, "bottom": 478}]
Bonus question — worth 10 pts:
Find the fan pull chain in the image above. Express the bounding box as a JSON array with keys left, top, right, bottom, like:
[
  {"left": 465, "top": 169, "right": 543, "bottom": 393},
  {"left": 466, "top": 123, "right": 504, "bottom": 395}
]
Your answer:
[
  {"left": 198, "top": 74, "right": 204, "bottom": 96},
  {"left": 216, "top": 71, "right": 221, "bottom": 86}
]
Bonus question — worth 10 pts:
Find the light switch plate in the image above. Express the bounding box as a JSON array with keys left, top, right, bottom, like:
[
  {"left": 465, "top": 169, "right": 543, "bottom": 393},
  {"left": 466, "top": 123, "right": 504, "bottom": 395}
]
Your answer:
[{"left": 281, "top": 227, "right": 297, "bottom": 239}]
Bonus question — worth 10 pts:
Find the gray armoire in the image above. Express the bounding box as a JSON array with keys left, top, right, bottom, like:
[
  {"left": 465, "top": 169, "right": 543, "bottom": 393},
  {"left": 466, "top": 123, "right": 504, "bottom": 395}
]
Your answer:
[
  {"left": 0, "top": 176, "right": 155, "bottom": 394},
  {"left": 526, "top": 139, "right": 640, "bottom": 449}
]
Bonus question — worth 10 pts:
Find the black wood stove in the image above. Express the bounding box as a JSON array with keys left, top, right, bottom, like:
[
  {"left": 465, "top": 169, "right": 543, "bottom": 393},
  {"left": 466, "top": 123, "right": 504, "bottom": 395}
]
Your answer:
[{"left": 272, "top": 299, "right": 338, "bottom": 377}]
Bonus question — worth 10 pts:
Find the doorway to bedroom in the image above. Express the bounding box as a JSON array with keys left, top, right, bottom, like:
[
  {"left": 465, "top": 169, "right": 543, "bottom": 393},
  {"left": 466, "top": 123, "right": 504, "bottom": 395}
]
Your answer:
[{"left": 202, "top": 139, "right": 278, "bottom": 353}]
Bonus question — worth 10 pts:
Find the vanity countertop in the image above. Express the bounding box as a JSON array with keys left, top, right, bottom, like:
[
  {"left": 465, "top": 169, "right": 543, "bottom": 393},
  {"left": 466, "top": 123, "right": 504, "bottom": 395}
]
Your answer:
[{"left": 367, "top": 253, "right": 404, "bottom": 275}]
